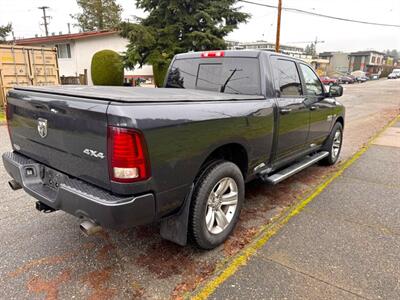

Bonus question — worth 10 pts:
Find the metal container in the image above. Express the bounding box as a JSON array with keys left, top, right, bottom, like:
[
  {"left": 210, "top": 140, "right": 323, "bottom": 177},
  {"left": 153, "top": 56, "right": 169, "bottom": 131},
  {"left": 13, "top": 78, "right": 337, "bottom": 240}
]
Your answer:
[{"left": 0, "top": 44, "right": 60, "bottom": 106}]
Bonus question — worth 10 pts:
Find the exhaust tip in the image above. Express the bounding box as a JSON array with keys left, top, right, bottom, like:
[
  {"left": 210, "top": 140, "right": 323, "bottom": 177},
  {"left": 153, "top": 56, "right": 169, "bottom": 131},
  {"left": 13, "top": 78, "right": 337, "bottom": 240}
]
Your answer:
[
  {"left": 8, "top": 180, "right": 22, "bottom": 191},
  {"left": 80, "top": 220, "right": 102, "bottom": 236}
]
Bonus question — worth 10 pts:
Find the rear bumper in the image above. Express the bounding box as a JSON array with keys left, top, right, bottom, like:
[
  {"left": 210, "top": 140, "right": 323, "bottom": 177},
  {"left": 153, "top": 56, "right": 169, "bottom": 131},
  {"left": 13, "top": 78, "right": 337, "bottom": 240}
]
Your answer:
[{"left": 2, "top": 151, "right": 156, "bottom": 228}]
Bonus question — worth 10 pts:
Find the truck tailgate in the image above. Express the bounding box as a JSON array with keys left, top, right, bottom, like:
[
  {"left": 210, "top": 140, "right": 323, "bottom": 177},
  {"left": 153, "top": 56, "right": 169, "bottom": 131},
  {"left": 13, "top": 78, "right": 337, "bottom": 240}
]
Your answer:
[{"left": 6, "top": 89, "right": 111, "bottom": 190}]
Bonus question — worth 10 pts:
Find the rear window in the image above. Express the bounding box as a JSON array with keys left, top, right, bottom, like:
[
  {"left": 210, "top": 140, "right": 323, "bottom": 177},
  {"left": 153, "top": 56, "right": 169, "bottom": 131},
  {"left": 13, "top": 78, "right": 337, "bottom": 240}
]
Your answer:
[{"left": 166, "top": 57, "right": 261, "bottom": 95}]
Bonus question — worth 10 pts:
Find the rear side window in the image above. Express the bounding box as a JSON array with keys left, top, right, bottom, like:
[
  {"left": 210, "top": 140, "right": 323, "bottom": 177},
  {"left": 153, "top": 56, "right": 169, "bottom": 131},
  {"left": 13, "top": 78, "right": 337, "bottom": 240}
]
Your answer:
[
  {"left": 166, "top": 57, "right": 261, "bottom": 95},
  {"left": 299, "top": 64, "right": 324, "bottom": 96},
  {"left": 271, "top": 58, "right": 302, "bottom": 97}
]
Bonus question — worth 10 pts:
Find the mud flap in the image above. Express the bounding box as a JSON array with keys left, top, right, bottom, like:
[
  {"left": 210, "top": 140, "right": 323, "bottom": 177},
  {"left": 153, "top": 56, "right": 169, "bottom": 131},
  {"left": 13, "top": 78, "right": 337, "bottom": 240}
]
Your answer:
[{"left": 160, "top": 184, "right": 194, "bottom": 246}]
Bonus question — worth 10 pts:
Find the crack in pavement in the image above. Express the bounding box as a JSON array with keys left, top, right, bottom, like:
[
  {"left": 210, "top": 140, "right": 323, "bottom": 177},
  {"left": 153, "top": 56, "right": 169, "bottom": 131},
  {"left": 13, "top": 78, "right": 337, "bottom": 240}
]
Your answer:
[{"left": 261, "top": 256, "right": 371, "bottom": 300}]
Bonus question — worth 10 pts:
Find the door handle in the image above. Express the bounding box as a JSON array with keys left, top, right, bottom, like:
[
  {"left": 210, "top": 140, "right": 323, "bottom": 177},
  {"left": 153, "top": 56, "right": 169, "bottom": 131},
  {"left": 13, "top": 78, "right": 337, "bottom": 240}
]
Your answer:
[
  {"left": 310, "top": 105, "right": 317, "bottom": 111},
  {"left": 280, "top": 108, "right": 292, "bottom": 114}
]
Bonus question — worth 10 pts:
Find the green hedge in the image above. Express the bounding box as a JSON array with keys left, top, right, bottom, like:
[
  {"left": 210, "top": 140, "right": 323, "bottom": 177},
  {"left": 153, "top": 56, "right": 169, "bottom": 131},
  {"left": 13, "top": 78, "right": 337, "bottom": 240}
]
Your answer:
[
  {"left": 152, "top": 60, "right": 170, "bottom": 87},
  {"left": 91, "top": 50, "right": 124, "bottom": 86}
]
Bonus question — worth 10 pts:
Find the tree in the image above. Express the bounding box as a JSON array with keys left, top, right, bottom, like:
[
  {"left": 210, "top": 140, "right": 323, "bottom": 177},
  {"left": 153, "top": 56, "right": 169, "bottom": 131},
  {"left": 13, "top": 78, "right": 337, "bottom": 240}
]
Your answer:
[
  {"left": 305, "top": 43, "right": 316, "bottom": 57},
  {"left": 72, "top": 0, "right": 122, "bottom": 31},
  {"left": 120, "top": 0, "right": 249, "bottom": 87},
  {"left": 0, "top": 23, "right": 12, "bottom": 41},
  {"left": 385, "top": 49, "right": 399, "bottom": 60}
]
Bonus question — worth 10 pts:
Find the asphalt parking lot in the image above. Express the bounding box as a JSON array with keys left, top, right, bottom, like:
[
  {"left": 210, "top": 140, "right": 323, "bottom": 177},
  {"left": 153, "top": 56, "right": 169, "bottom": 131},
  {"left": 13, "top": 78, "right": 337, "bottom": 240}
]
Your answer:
[{"left": 0, "top": 79, "right": 399, "bottom": 299}]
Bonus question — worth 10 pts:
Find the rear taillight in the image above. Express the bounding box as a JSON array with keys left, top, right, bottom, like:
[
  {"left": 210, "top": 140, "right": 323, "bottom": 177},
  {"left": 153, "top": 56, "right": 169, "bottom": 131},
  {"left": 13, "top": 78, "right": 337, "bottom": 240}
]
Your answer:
[
  {"left": 107, "top": 126, "right": 150, "bottom": 183},
  {"left": 201, "top": 51, "right": 225, "bottom": 58}
]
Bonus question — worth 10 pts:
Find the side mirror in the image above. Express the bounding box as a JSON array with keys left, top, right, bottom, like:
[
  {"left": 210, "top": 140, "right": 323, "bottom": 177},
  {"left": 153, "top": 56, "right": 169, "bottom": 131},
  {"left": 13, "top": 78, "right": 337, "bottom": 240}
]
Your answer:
[{"left": 329, "top": 85, "right": 343, "bottom": 97}]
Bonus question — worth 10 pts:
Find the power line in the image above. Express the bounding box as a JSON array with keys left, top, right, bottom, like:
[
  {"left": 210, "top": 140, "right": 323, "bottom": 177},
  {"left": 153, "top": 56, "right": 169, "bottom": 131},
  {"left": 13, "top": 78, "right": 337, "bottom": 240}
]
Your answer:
[
  {"left": 38, "top": 6, "right": 51, "bottom": 36},
  {"left": 239, "top": 0, "right": 400, "bottom": 28}
]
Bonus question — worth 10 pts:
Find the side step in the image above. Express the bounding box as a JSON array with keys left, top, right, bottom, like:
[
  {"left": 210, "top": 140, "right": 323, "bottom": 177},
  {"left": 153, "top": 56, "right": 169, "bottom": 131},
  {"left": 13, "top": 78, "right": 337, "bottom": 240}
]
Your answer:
[{"left": 260, "top": 151, "right": 329, "bottom": 185}]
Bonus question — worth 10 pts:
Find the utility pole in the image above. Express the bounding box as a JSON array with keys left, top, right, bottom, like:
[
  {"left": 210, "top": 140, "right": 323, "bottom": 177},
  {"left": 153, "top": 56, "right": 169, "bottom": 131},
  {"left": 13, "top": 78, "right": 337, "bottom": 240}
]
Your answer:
[
  {"left": 313, "top": 36, "right": 325, "bottom": 55},
  {"left": 275, "top": 0, "right": 282, "bottom": 52},
  {"left": 67, "top": 23, "right": 71, "bottom": 34},
  {"left": 38, "top": 6, "right": 50, "bottom": 36}
]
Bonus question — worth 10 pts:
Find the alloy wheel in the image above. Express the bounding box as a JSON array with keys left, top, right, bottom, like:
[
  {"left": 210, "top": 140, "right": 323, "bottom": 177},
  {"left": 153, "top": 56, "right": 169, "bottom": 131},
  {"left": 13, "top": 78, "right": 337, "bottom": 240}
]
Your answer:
[{"left": 205, "top": 177, "right": 238, "bottom": 235}]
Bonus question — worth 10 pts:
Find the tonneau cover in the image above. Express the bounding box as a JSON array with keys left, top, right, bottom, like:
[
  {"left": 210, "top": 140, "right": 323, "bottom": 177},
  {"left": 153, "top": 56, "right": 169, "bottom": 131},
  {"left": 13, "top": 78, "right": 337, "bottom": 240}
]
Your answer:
[{"left": 13, "top": 85, "right": 265, "bottom": 102}]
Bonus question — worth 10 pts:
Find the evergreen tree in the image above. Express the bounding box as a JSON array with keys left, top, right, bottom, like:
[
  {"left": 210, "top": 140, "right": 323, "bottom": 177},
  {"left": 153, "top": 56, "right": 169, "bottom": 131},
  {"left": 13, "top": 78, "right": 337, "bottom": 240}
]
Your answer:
[
  {"left": 120, "top": 0, "right": 249, "bottom": 86},
  {"left": 72, "top": 0, "right": 122, "bottom": 31},
  {"left": 305, "top": 43, "right": 316, "bottom": 56},
  {"left": 0, "top": 23, "right": 12, "bottom": 41}
]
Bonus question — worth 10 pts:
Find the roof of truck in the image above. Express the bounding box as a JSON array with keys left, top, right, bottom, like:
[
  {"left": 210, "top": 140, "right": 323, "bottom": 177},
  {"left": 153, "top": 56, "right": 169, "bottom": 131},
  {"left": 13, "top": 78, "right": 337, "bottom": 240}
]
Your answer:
[{"left": 12, "top": 86, "right": 265, "bottom": 102}]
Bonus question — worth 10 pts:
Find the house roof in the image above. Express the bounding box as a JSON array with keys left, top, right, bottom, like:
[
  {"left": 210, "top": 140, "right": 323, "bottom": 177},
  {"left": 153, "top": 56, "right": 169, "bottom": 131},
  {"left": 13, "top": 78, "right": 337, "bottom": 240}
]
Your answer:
[
  {"left": 349, "top": 50, "right": 386, "bottom": 56},
  {"left": 15, "top": 30, "right": 117, "bottom": 45},
  {"left": 319, "top": 52, "right": 333, "bottom": 57}
]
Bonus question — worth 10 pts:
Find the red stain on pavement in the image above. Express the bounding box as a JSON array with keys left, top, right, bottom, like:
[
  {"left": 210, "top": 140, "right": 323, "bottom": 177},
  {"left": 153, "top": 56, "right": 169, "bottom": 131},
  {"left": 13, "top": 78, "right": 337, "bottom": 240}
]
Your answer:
[
  {"left": 97, "top": 243, "right": 116, "bottom": 261},
  {"left": 9, "top": 254, "right": 72, "bottom": 278},
  {"left": 136, "top": 240, "right": 193, "bottom": 279},
  {"left": 27, "top": 269, "right": 71, "bottom": 300},
  {"left": 81, "top": 267, "right": 116, "bottom": 300}
]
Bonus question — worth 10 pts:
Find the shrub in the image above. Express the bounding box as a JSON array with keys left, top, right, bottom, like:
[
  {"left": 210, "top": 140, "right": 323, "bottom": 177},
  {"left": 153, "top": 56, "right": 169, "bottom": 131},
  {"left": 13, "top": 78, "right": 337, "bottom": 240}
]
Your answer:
[
  {"left": 152, "top": 60, "right": 170, "bottom": 87},
  {"left": 91, "top": 50, "right": 124, "bottom": 86}
]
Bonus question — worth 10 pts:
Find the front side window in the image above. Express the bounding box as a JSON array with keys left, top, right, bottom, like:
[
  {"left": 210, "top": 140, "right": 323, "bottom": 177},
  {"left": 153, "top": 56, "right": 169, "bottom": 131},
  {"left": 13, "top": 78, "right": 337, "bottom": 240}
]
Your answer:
[
  {"left": 271, "top": 58, "right": 302, "bottom": 97},
  {"left": 56, "top": 44, "right": 71, "bottom": 59},
  {"left": 299, "top": 64, "right": 324, "bottom": 96}
]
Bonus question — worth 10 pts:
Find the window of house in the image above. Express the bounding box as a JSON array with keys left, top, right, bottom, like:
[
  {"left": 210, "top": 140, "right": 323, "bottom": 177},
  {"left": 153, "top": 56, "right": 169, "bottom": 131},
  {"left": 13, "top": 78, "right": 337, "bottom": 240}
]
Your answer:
[
  {"left": 299, "top": 64, "right": 324, "bottom": 96},
  {"left": 377, "top": 57, "right": 381, "bottom": 64},
  {"left": 56, "top": 44, "right": 71, "bottom": 59},
  {"left": 271, "top": 58, "right": 302, "bottom": 97},
  {"left": 371, "top": 56, "right": 376, "bottom": 63}
]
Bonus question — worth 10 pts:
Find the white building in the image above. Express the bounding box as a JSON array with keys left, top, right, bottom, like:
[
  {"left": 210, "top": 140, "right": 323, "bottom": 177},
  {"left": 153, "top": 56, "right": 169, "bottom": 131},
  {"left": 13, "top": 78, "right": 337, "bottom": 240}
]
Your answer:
[
  {"left": 16, "top": 30, "right": 153, "bottom": 85},
  {"left": 226, "top": 40, "right": 305, "bottom": 56}
]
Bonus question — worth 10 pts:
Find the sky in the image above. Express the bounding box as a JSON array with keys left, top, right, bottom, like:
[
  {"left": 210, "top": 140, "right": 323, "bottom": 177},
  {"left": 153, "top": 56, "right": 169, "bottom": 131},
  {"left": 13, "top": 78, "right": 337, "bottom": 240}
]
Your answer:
[{"left": 0, "top": 0, "right": 399, "bottom": 53}]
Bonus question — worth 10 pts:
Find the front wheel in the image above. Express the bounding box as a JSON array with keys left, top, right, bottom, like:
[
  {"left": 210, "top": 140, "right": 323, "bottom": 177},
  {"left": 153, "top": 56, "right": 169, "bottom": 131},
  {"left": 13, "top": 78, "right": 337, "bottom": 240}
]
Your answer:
[
  {"left": 321, "top": 122, "right": 343, "bottom": 165},
  {"left": 190, "top": 161, "right": 244, "bottom": 249}
]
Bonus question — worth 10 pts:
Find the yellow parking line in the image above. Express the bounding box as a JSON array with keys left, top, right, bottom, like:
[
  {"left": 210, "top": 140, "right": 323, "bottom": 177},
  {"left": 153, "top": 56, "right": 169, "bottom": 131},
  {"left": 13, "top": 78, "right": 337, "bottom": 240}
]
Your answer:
[{"left": 191, "top": 115, "right": 400, "bottom": 300}]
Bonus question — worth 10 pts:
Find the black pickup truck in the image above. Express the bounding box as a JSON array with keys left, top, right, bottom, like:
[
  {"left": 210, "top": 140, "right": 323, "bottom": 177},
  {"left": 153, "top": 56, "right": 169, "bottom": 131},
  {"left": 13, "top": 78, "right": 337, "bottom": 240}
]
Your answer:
[{"left": 3, "top": 50, "right": 345, "bottom": 249}]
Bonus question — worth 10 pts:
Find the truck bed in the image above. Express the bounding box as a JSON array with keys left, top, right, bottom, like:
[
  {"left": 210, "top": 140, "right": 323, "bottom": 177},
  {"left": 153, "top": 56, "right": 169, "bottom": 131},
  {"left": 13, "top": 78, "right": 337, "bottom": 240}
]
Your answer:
[{"left": 14, "top": 86, "right": 265, "bottom": 103}]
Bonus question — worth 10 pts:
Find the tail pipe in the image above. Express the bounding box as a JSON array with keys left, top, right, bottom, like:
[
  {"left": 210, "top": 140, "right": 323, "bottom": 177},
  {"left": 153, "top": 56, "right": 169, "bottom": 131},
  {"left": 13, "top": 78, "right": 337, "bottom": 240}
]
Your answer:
[
  {"left": 8, "top": 180, "right": 22, "bottom": 191},
  {"left": 80, "top": 220, "right": 103, "bottom": 236}
]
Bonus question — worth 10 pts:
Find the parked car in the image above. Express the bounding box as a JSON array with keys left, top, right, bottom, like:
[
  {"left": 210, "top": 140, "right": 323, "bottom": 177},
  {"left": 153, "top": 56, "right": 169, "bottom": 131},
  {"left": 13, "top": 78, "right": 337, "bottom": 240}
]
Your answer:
[
  {"left": 388, "top": 69, "right": 400, "bottom": 79},
  {"left": 347, "top": 75, "right": 357, "bottom": 82},
  {"left": 320, "top": 76, "right": 338, "bottom": 85},
  {"left": 3, "top": 50, "right": 345, "bottom": 249},
  {"left": 356, "top": 76, "right": 369, "bottom": 83},
  {"left": 369, "top": 74, "right": 380, "bottom": 80},
  {"left": 338, "top": 76, "right": 355, "bottom": 84}
]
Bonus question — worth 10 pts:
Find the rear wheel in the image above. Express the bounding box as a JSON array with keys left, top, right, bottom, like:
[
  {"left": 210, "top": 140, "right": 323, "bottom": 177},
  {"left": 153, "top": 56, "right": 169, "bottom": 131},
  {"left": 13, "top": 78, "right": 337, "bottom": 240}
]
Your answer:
[
  {"left": 190, "top": 161, "right": 244, "bottom": 249},
  {"left": 321, "top": 122, "right": 343, "bottom": 165}
]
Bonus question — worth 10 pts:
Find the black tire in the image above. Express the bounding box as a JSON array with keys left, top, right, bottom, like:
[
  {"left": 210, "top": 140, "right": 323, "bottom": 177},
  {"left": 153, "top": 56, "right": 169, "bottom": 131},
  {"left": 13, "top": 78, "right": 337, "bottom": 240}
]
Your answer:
[
  {"left": 189, "top": 161, "right": 244, "bottom": 249},
  {"left": 320, "top": 122, "right": 343, "bottom": 165}
]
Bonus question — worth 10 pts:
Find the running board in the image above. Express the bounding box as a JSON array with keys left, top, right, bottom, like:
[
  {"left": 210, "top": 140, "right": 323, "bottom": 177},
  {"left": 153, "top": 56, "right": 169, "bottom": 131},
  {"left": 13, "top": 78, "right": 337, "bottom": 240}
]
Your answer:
[{"left": 260, "top": 151, "right": 329, "bottom": 185}]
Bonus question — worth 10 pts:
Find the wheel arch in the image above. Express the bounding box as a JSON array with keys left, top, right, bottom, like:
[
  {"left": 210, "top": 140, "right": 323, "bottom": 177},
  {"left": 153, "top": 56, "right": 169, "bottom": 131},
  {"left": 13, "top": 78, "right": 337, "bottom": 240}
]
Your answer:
[
  {"left": 335, "top": 116, "right": 344, "bottom": 128},
  {"left": 197, "top": 143, "right": 249, "bottom": 182}
]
